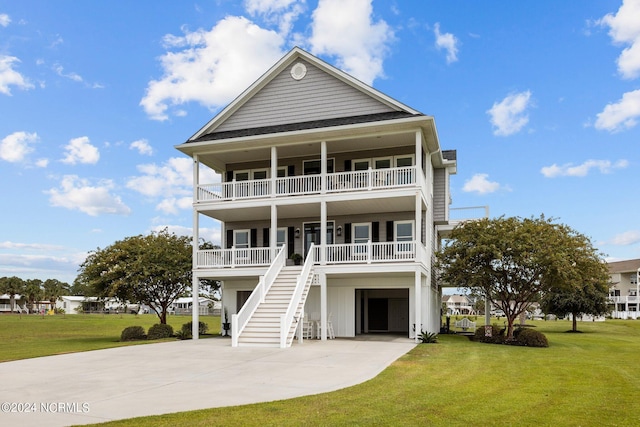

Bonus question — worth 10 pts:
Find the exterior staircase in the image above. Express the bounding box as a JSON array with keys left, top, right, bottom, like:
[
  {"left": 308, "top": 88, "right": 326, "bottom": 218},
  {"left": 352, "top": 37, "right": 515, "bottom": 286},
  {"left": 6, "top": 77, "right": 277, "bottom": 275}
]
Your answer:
[{"left": 237, "top": 266, "right": 312, "bottom": 347}]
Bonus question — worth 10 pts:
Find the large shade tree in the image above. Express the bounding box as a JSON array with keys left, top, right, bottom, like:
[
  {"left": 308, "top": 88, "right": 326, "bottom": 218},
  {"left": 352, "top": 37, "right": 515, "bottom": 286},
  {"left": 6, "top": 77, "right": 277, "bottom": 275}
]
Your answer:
[
  {"left": 75, "top": 229, "right": 192, "bottom": 324},
  {"left": 541, "top": 281, "right": 609, "bottom": 332},
  {"left": 436, "top": 216, "right": 608, "bottom": 339}
]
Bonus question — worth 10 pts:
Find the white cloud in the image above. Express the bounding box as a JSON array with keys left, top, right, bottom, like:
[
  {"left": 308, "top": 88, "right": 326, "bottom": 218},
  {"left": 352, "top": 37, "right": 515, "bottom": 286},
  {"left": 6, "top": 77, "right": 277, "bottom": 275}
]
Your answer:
[
  {"left": 61, "top": 136, "right": 100, "bottom": 164},
  {"left": 0, "top": 55, "right": 34, "bottom": 95},
  {"left": 595, "top": 89, "right": 640, "bottom": 132},
  {"left": 47, "top": 175, "right": 131, "bottom": 216},
  {"left": 0, "top": 13, "right": 10, "bottom": 27},
  {"left": 127, "top": 157, "right": 218, "bottom": 214},
  {"left": 35, "top": 158, "right": 49, "bottom": 168},
  {"left": 244, "top": 0, "right": 305, "bottom": 35},
  {"left": 53, "top": 63, "right": 83, "bottom": 82},
  {"left": 434, "top": 22, "right": 459, "bottom": 64},
  {"left": 608, "top": 230, "right": 640, "bottom": 246},
  {"left": 0, "top": 241, "right": 65, "bottom": 251},
  {"left": 309, "top": 0, "right": 394, "bottom": 85},
  {"left": 140, "top": 16, "right": 285, "bottom": 121},
  {"left": 150, "top": 223, "right": 221, "bottom": 245},
  {"left": 541, "top": 159, "right": 629, "bottom": 177},
  {"left": 487, "top": 91, "right": 532, "bottom": 136},
  {"left": 130, "top": 139, "right": 153, "bottom": 156},
  {"left": 462, "top": 173, "right": 501, "bottom": 194},
  {"left": 598, "top": 0, "right": 640, "bottom": 80},
  {"left": 156, "top": 196, "right": 193, "bottom": 214},
  {"left": 53, "top": 63, "right": 103, "bottom": 88},
  {"left": 0, "top": 131, "right": 38, "bottom": 162}
]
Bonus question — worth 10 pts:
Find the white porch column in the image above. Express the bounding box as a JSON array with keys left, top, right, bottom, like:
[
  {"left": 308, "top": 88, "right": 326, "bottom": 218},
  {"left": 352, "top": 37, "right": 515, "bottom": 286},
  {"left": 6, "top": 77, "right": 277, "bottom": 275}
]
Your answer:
[
  {"left": 320, "top": 272, "right": 327, "bottom": 340},
  {"left": 193, "top": 154, "right": 199, "bottom": 202},
  {"left": 192, "top": 209, "right": 200, "bottom": 340},
  {"left": 415, "top": 131, "right": 422, "bottom": 176},
  {"left": 415, "top": 192, "right": 422, "bottom": 245},
  {"left": 414, "top": 269, "right": 422, "bottom": 341},
  {"left": 425, "top": 274, "right": 432, "bottom": 332},
  {"left": 320, "top": 200, "right": 327, "bottom": 265},
  {"left": 271, "top": 146, "right": 277, "bottom": 198},
  {"left": 271, "top": 204, "right": 278, "bottom": 256},
  {"left": 321, "top": 140, "right": 327, "bottom": 194}
]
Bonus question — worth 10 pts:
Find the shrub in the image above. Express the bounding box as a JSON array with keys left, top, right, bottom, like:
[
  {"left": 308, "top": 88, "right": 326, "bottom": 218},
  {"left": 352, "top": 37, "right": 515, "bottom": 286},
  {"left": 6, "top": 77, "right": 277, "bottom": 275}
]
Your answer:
[
  {"left": 419, "top": 331, "right": 438, "bottom": 343},
  {"left": 182, "top": 321, "right": 209, "bottom": 336},
  {"left": 514, "top": 328, "right": 549, "bottom": 347},
  {"left": 473, "top": 324, "right": 505, "bottom": 344},
  {"left": 175, "top": 329, "right": 191, "bottom": 340},
  {"left": 147, "top": 323, "right": 174, "bottom": 340},
  {"left": 121, "top": 326, "right": 146, "bottom": 341}
]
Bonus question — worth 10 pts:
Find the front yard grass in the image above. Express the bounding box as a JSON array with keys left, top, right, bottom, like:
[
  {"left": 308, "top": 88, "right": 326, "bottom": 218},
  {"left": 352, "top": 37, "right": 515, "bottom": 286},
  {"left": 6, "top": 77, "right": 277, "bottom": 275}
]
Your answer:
[
  {"left": 0, "top": 313, "right": 220, "bottom": 362},
  {"left": 92, "top": 319, "right": 640, "bottom": 427}
]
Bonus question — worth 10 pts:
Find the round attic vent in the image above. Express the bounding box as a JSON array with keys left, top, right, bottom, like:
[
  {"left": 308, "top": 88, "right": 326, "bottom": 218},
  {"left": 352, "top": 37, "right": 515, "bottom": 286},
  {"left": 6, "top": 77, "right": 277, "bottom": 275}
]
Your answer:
[{"left": 290, "top": 62, "right": 307, "bottom": 80}]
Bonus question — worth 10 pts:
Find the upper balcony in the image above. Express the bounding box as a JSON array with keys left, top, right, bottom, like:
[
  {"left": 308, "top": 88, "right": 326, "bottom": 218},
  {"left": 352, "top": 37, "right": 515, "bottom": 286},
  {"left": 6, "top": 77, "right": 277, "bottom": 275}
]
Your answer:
[{"left": 196, "top": 166, "right": 421, "bottom": 204}]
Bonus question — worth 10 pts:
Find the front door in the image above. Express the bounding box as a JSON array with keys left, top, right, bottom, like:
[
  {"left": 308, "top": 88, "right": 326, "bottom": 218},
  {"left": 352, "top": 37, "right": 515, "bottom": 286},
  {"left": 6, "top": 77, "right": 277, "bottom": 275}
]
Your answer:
[{"left": 304, "top": 222, "right": 334, "bottom": 257}]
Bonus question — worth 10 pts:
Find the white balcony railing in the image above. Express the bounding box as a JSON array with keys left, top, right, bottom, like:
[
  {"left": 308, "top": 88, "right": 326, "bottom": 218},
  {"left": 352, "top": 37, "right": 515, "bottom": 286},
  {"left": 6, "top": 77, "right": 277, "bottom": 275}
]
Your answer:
[
  {"left": 197, "top": 247, "right": 275, "bottom": 268},
  {"left": 608, "top": 295, "right": 639, "bottom": 304},
  {"left": 195, "top": 241, "right": 425, "bottom": 270},
  {"left": 196, "top": 166, "right": 418, "bottom": 203}
]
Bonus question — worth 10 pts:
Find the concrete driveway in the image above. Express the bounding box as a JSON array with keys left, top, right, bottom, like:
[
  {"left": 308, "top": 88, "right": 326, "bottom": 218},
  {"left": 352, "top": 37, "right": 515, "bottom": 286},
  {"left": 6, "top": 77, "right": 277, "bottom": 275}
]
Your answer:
[{"left": 0, "top": 337, "right": 416, "bottom": 426}]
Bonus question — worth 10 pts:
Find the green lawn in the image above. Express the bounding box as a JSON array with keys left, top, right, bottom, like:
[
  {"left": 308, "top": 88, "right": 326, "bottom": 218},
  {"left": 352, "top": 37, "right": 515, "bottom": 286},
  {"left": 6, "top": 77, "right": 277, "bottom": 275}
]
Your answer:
[
  {"left": 92, "top": 319, "right": 640, "bottom": 427},
  {"left": 0, "top": 313, "right": 220, "bottom": 362},
  {"left": 2, "top": 315, "right": 639, "bottom": 426}
]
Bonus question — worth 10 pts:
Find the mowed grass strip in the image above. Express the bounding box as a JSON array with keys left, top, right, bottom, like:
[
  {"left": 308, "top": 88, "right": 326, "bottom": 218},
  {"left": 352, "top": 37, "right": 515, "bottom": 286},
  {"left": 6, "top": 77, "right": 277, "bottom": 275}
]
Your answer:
[
  {"left": 0, "top": 314, "right": 220, "bottom": 362},
  {"left": 90, "top": 320, "right": 640, "bottom": 427}
]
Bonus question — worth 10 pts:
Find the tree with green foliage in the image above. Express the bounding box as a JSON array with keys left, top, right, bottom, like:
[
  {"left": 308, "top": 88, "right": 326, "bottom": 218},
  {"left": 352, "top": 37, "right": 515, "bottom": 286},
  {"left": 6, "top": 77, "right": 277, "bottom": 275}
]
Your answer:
[
  {"left": 75, "top": 229, "right": 192, "bottom": 324},
  {"left": 0, "top": 276, "right": 25, "bottom": 313},
  {"left": 541, "top": 281, "right": 609, "bottom": 332},
  {"left": 436, "top": 215, "right": 608, "bottom": 340},
  {"left": 42, "top": 278, "right": 71, "bottom": 306},
  {"left": 23, "top": 279, "right": 44, "bottom": 313}
]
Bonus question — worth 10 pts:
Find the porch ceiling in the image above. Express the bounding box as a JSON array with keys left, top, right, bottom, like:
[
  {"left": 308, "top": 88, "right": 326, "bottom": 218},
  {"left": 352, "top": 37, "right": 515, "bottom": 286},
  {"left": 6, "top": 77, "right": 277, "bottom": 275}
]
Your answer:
[
  {"left": 198, "top": 192, "right": 417, "bottom": 223},
  {"left": 191, "top": 131, "right": 417, "bottom": 172}
]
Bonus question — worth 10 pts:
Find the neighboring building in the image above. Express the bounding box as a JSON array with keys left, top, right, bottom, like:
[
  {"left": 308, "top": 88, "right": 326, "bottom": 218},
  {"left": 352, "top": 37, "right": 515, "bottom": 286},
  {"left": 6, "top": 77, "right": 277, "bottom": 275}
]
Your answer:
[
  {"left": 176, "top": 47, "right": 459, "bottom": 346},
  {"left": 55, "top": 296, "right": 135, "bottom": 314},
  {"left": 170, "top": 297, "right": 219, "bottom": 315},
  {"left": 608, "top": 258, "right": 640, "bottom": 319},
  {"left": 0, "top": 294, "right": 28, "bottom": 313},
  {"left": 442, "top": 294, "right": 474, "bottom": 315}
]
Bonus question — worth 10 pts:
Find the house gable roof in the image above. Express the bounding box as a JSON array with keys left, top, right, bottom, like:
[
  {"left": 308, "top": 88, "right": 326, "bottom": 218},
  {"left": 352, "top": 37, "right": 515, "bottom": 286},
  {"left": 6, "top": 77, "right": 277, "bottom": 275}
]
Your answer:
[
  {"left": 188, "top": 47, "right": 423, "bottom": 142},
  {"left": 608, "top": 258, "right": 640, "bottom": 274}
]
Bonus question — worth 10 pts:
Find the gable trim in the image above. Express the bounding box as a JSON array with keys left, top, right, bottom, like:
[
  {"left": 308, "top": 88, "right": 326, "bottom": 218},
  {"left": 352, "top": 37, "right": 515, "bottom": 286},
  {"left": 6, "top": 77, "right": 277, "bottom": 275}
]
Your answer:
[{"left": 189, "top": 47, "right": 421, "bottom": 141}]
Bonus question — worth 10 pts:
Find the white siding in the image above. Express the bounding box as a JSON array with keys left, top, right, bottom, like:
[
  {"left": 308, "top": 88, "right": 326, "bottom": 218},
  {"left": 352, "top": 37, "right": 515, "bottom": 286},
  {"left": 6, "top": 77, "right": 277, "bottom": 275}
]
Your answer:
[{"left": 216, "top": 60, "right": 396, "bottom": 132}]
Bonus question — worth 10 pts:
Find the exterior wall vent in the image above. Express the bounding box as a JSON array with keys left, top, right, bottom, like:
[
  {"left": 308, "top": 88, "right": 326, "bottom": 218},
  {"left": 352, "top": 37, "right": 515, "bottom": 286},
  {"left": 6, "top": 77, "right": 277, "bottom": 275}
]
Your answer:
[{"left": 290, "top": 62, "right": 307, "bottom": 80}]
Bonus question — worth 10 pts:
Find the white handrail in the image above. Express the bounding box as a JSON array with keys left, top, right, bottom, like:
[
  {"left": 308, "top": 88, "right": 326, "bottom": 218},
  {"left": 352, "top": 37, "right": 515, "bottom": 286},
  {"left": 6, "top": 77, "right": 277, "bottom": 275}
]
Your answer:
[
  {"left": 231, "top": 245, "right": 286, "bottom": 347},
  {"left": 280, "top": 243, "right": 315, "bottom": 348}
]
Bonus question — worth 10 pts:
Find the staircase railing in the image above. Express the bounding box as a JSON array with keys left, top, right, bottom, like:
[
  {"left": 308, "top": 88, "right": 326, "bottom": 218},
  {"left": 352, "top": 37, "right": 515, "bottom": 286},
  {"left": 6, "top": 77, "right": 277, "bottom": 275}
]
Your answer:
[
  {"left": 280, "top": 243, "right": 315, "bottom": 348},
  {"left": 231, "top": 245, "right": 286, "bottom": 347}
]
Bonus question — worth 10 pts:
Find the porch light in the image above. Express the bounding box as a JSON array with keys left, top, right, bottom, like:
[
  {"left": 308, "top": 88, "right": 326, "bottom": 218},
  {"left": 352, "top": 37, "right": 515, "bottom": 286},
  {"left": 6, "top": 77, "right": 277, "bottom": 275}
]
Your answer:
[
  {"left": 295, "top": 228, "right": 301, "bottom": 238},
  {"left": 337, "top": 226, "right": 342, "bottom": 236}
]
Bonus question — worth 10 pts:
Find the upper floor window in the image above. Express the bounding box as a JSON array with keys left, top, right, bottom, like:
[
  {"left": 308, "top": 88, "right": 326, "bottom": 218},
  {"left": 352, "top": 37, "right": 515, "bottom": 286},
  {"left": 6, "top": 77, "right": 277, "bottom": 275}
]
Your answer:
[{"left": 303, "top": 158, "right": 334, "bottom": 175}]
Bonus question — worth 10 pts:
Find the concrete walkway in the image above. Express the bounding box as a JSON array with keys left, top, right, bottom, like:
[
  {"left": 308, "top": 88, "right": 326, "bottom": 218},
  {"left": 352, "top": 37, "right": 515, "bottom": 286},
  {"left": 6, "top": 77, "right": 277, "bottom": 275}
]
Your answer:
[{"left": 0, "top": 337, "right": 416, "bottom": 426}]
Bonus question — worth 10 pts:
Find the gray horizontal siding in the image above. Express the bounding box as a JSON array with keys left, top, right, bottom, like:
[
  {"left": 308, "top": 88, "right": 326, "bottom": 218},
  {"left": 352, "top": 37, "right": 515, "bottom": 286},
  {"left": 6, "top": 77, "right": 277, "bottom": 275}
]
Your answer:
[
  {"left": 433, "top": 169, "right": 447, "bottom": 222},
  {"left": 216, "top": 60, "right": 396, "bottom": 132}
]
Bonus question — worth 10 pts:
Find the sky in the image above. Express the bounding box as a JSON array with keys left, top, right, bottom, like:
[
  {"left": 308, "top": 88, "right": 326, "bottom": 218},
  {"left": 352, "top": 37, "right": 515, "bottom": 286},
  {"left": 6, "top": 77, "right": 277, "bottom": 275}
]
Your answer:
[{"left": 1, "top": 0, "right": 639, "bottom": 284}]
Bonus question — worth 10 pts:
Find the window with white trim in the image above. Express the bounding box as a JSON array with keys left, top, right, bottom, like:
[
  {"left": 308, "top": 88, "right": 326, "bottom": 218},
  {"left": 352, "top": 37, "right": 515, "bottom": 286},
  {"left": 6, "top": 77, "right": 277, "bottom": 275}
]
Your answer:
[{"left": 395, "top": 221, "right": 414, "bottom": 253}]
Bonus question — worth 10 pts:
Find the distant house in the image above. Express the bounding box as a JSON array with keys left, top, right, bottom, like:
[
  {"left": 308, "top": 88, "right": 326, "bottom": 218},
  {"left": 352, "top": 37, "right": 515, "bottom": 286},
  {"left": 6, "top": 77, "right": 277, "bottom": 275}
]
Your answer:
[
  {"left": 0, "top": 294, "right": 28, "bottom": 313},
  {"left": 55, "top": 296, "right": 134, "bottom": 314},
  {"left": 176, "top": 47, "right": 462, "bottom": 346},
  {"left": 442, "top": 294, "right": 474, "bottom": 315},
  {"left": 170, "top": 297, "right": 218, "bottom": 315},
  {"left": 608, "top": 258, "right": 640, "bottom": 319}
]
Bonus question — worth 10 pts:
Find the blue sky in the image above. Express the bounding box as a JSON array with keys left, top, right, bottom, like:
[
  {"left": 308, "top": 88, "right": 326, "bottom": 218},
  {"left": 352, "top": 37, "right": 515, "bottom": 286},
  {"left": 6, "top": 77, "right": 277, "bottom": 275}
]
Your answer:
[{"left": 1, "top": 0, "right": 639, "bottom": 284}]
